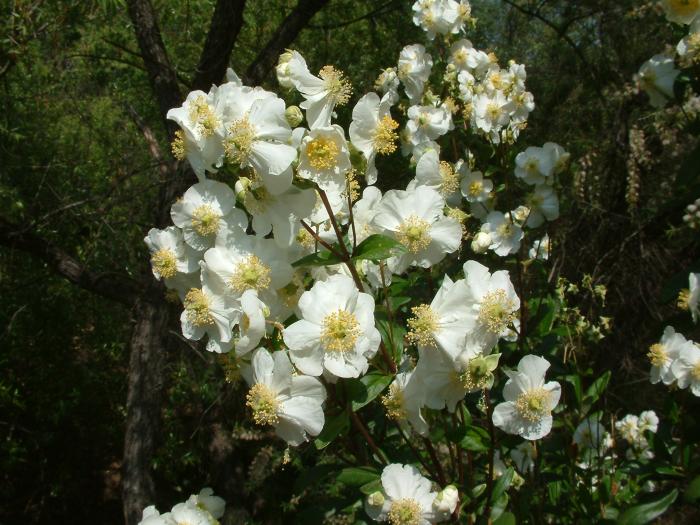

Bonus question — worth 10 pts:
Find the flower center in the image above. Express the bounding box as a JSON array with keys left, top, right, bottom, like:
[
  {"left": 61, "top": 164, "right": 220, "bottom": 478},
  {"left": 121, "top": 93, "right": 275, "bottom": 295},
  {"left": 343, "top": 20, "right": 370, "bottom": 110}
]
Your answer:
[
  {"left": 305, "top": 136, "right": 339, "bottom": 170},
  {"left": 478, "top": 289, "right": 517, "bottom": 334},
  {"left": 225, "top": 115, "right": 255, "bottom": 165},
  {"left": 396, "top": 215, "right": 432, "bottom": 253},
  {"left": 692, "top": 361, "right": 700, "bottom": 381},
  {"left": 373, "top": 114, "right": 399, "bottom": 155},
  {"left": 171, "top": 130, "right": 186, "bottom": 160},
  {"left": 229, "top": 255, "right": 272, "bottom": 293},
  {"left": 496, "top": 221, "right": 513, "bottom": 238},
  {"left": 524, "top": 158, "right": 540, "bottom": 175},
  {"left": 669, "top": 0, "right": 700, "bottom": 16},
  {"left": 439, "top": 161, "right": 459, "bottom": 195},
  {"left": 459, "top": 356, "right": 495, "bottom": 392},
  {"left": 191, "top": 204, "right": 221, "bottom": 237},
  {"left": 243, "top": 185, "right": 271, "bottom": 215},
  {"left": 468, "top": 180, "right": 483, "bottom": 197},
  {"left": 486, "top": 103, "right": 502, "bottom": 121},
  {"left": 319, "top": 65, "right": 352, "bottom": 105},
  {"left": 277, "top": 275, "right": 304, "bottom": 309},
  {"left": 387, "top": 498, "right": 422, "bottom": 525},
  {"left": 677, "top": 289, "right": 691, "bottom": 311},
  {"left": 184, "top": 288, "right": 215, "bottom": 327},
  {"left": 151, "top": 248, "right": 178, "bottom": 279},
  {"left": 647, "top": 343, "right": 669, "bottom": 368},
  {"left": 321, "top": 309, "right": 361, "bottom": 353},
  {"left": 188, "top": 96, "right": 219, "bottom": 137},
  {"left": 246, "top": 383, "right": 279, "bottom": 426},
  {"left": 382, "top": 383, "right": 407, "bottom": 420},
  {"left": 406, "top": 304, "right": 438, "bottom": 347},
  {"left": 515, "top": 387, "right": 552, "bottom": 423}
]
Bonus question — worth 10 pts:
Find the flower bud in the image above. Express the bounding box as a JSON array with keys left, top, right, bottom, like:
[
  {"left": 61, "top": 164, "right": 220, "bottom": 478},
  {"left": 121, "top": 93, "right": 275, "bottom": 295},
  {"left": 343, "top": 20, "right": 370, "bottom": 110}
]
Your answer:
[
  {"left": 366, "top": 491, "right": 385, "bottom": 508},
  {"left": 285, "top": 105, "right": 304, "bottom": 127},
  {"left": 235, "top": 177, "right": 252, "bottom": 202},
  {"left": 276, "top": 50, "right": 295, "bottom": 89},
  {"left": 432, "top": 485, "right": 458, "bottom": 518},
  {"left": 471, "top": 231, "right": 491, "bottom": 253}
]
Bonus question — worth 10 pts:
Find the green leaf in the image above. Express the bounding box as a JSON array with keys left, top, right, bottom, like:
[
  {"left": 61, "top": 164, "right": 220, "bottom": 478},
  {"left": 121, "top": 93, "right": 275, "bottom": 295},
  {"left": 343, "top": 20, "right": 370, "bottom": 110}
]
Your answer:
[
  {"left": 565, "top": 374, "right": 582, "bottom": 407},
  {"left": 346, "top": 371, "right": 393, "bottom": 412},
  {"left": 459, "top": 425, "right": 490, "bottom": 452},
  {"left": 491, "top": 468, "right": 514, "bottom": 503},
  {"left": 292, "top": 249, "right": 344, "bottom": 268},
  {"left": 315, "top": 411, "right": 350, "bottom": 450},
  {"left": 684, "top": 475, "right": 700, "bottom": 503},
  {"left": 584, "top": 371, "right": 611, "bottom": 404},
  {"left": 338, "top": 466, "right": 380, "bottom": 487},
  {"left": 493, "top": 511, "right": 515, "bottom": 525},
  {"left": 293, "top": 464, "right": 338, "bottom": 494},
  {"left": 360, "top": 479, "right": 383, "bottom": 495},
  {"left": 351, "top": 234, "right": 406, "bottom": 261},
  {"left": 617, "top": 489, "right": 678, "bottom": 525}
]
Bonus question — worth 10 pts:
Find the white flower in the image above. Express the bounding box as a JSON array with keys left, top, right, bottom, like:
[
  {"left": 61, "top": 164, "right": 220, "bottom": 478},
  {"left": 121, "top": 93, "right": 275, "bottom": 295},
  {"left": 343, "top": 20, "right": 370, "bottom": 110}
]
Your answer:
[
  {"left": 412, "top": 0, "right": 460, "bottom": 39},
  {"left": 406, "top": 105, "right": 454, "bottom": 146},
  {"left": 372, "top": 186, "right": 462, "bottom": 273},
  {"left": 470, "top": 231, "right": 491, "bottom": 254},
  {"left": 234, "top": 290, "right": 268, "bottom": 356},
  {"left": 638, "top": 410, "right": 659, "bottom": 434},
  {"left": 492, "top": 355, "right": 561, "bottom": 440},
  {"left": 684, "top": 272, "right": 700, "bottom": 323},
  {"left": 677, "top": 18, "right": 700, "bottom": 65},
  {"left": 528, "top": 234, "right": 551, "bottom": 261},
  {"left": 138, "top": 506, "right": 175, "bottom": 525},
  {"left": 637, "top": 54, "right": 680, "bottom": 109},
  {"left": 298, "top": 125, "right": 351, "bottom": 190},
  {"left": 514, "top": 146, "right": 555, "bottom": 185},
  {"left": 171, "top": 180, "right": 246, "bottom": 251},
  {"left": 460, "top": 168, "right": 493, "bottom": 203},
  {"left": 365, "top": 463, "right": 442, "bottom": 524},
  {"left": 573, "top": 416, "right": 610, "bottom": 452},
  {"left": 244, "top": 348, "right": 326, "bottom": 446},
  {"left": 647, "top": 326, "right": 692, "bottom": 385},
  {"left": 350, "top": 186, "right": 384, "bottom": 246},
  {"left": 287, "top": 51, "right": 353, "bottom": 129},
  {"left": 349, "top": 92, "right": 399, "bottom": 184},
  {"left": 167, "top": 89, "right": 225, "bottom": 178},
  {"left": 375, "top": 67, "right": 401, "bottom": 105},
  {"left": 673, "top": 341, "right": 700, "bottom": 395},
  {"left": 398, "top": 44, "right": 434, "bottom": 104},
  {"left": 473, "top": 91, "right": 513, "bottom": 135},
  {"left": 218, "top": 89, "right": 297, "bottom": 194},
  {"left": 180, "top": 283, "right": 238, "bottom": 350},
  {"left": 283, "top": 274, "right": 380, "bottom": 378},
  {"left": 432, "top": 485, "right": 459, "bottom": 521},
  {"left": 480, "top": 211, "right": 523, "bottom": 257},
  {"left": 525, "top": 185, "right": 559, "bottom": 228},
  {"left": 615, "top": 414, "right": 641, "bottom": 445},
  {"left": 382, "top": 370, "right": 429, "bottom": 435},
  {"left": 144, "top": 226, "right": 200, "bottom": 281},
  {"left": 170, "top": 501, "right": 217, "bottom": 525},
  {"left": 661, "top": 0, "right": 700, "bottom": 25},
  {"left": 449, "top": 39, "right": 475, "bottom": 71},
  {"left": 510, "top": 441, "right": 536, "bottom": 474},
  {"left": 276, "top": 50, "right": 296, "bottom": 89},
  {"left": 186, "top": 488, "right": 226, "bottom": 520},
  {"left": 543, "top": 142, "right": 570, "bottom": 175},
  {"left": 408, "top": 150, "right": 461, "bottom": 205}
]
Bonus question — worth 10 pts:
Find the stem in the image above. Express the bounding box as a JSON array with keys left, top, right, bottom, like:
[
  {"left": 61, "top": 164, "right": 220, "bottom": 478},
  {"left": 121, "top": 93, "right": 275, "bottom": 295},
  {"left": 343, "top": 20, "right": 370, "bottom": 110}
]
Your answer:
[
  {"left": 422, "top": 437, "right": 448, "bottom": 486},
  {"left": 348, "top": 188, "right": 357, "bottom": 251},
  {"left": 300, "top": 219, "right": 342, "bottom": 257},
  {"left": 482, "top": 392, "right": 496, "bottom": 521},
  {"left": 349, "top": 409, "right": 389, "bottom": 464},
  {"left": 393, "top": 421, "right": 436, "bottom": 478}
]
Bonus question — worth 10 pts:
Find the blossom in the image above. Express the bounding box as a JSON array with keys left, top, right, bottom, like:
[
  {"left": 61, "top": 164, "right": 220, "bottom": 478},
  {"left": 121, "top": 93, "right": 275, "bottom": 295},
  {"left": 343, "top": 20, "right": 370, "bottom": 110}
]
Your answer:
[
  {"left": 297, "top": 125, "right": 352, "bottom": 190},
  {"left": 349, "top": 92, "right": 399, "bottom": 184},
  {"left": 479, "top": 211, "right": 523, "bottom": 256},
  {"left": 661, "top": 0, "right": 700, "bottom": 25},
  {"left": 677, "top": 18, "right": 700, "bottom": 65},
  {"left": 170, "top": 501, "right": 216, "bottom": 525},
  {"left": 283, "top": 274, "right": 381, "bottom": 378},
  {"left": 460, "top": 168, "right": 493, "bottom": 203},
  {"left": 525, "top": 184, "right": 559, "bottom": 228},
  {"left": 412, "top": 0, "right": 459, "bottom": 39},
  {"left": 529, "top": 234, "right": 551, "bottom": 261},
  {"left": 287, "top": 51, "right": 353, "bottom": 129},
  {"left": 186, "top": 488, "right": 225, "bottom": 520},
  {"left": 365, "top": 463, "right": 444, "bottom": 524},
  {"left": 647, "top": 326, "right": 692, "bottom": 385},
  {"left": 144, "top": 226, "right": 200, "bottom": 281},
  {"left": 637, "top": 54, "right": 680, "bottom": 108},
  {"left": 678, "top": 272, "right": 700, "bottom": 323},
  {"left": 573, "top": 416, "right": 611, "bottom": 452},
  {"left": 170, "top": 180, "right": 246, "bottom": 251},
  {"left": 406, "top": 105, "right": 454, "bottom": 146},
  {"left": 398, "top": 44, "right": 433, "bottom": 104},
  {"left": 473, "top": 91, "right": 513, "bottom": 135},
  {"left": 543, "top": 142, "right": 570, "bottom": 174},
  {"left": 492, "top": 355, "right": 561, "bottom": 440},
  {"left": 382, "top": 370, "right": 429, "bottom": 435},
  {"left": 408, "top": 150, "right": 461, "bottom": 204},
  {"left": 672, "top": 342, "right": 700, "bottom": 395},
  {"left": 375, "top": 67, "right": 400, "bottom": 104},
  {"left": 244, "top": 348, "right": 326, "bottom": 446},
  {"left": 234, "top": 290, "right": 268, "bottom": 356},
  {"left": 514, "top": 146, "right": 555, "bottom": 185},
  {"left": 372, "top": 186, "right": 462, "bottom": 273},
  {"left": 180, "top": 283, "right": 238, "bottom": 352},
  {"left": 350, "top": 186, "right": 384, "bottom": 246},
  {"left": 510, "top": 441, "right": 536, "bottom": 474},
  {"left": 138, "top": 506, "right": 175, "bottom": 525}
]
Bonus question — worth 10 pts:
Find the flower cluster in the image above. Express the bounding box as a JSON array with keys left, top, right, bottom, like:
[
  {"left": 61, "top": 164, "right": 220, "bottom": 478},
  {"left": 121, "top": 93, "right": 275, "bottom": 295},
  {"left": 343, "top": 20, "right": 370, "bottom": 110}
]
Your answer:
[
  {"left": 648, "top": 324, "right": 700, "bottom": 397},
  {"left": 138, "top": 488, "right": 225, "bottom": 525},
  {"left": 615, "top": 411, "right": 659, "bottom": 460}
]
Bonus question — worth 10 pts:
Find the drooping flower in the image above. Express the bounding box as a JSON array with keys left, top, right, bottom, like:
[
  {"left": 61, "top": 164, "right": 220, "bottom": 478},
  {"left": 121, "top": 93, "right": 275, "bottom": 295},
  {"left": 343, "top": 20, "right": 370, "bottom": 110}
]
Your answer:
[
  {"left": 514, "top": 146, "right": 555, "bottom": 186},
  {"left": 186, "top": 488, "right": 226, "bottom": 520},
  {"left": 283, "top": 274, "right": 381, "bottom": 378},
  {"left": 398, "top": 44, "right": 434, "bottom": 104},
  {"left": 492, "top": 355, "right": 561, "bottom": 440},
  {"left": 677, "top": 272, "right": 700, "bottom": 323},
  {"left": 170, "top": 180, "right": 246, "bottom": 251},
  {"left": 528, "top": 234, "right": 551, "bottom": 261},
  {"left": 525, "top": 184, "right": 559, "bottom": 228},
  {"left": 234, "top": 290, "right": 268, "bottom": 356},
  {"left": 244, "top": 348, "right": 326, "bottom": 446}
]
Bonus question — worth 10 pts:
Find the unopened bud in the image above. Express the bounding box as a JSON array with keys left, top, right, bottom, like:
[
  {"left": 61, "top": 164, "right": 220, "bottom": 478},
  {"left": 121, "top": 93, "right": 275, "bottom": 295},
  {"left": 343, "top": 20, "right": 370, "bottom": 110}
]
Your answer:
[
  {"left": 471, "top": 231, "right": 491, "bottom": 253},
  {"left": 285, "top": 105, "right": 304, "bottom": 127},
  {"left": 367, "top": 491, "right": 385, "bottom": 508},
  {"left": 432, "top": 485, "right": 458, "bottom": 517},
  {"left": 276, "top": 50, "right": 295, "bottom": 89}
]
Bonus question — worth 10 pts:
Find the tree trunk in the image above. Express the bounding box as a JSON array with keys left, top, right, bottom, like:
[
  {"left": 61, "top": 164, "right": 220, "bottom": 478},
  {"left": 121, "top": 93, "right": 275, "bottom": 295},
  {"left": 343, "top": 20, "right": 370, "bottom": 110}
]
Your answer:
[{"left": 122, "top": 291, "right": 170, "bottom": 525}]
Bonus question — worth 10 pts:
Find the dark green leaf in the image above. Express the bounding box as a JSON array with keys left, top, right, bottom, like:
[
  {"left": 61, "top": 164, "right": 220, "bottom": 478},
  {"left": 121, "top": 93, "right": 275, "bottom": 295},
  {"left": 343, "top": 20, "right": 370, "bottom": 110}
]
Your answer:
[
  {"left": 360, "top": 479, "right": 383, "bottom": 495},
  {"left": 351, "top": 234, "right": 406, "bottom": 261},
  {"left": 315, "top": 411, "right": 350, "bottom": 450},
  {"left": 684, "top": 475, "right": 700, "bottom": 503},
  {"left": 491, "top": 468, "right": 514, "bottom": 503},
  {"left": 584, "top": 371, "right": 611, "bottom": 404},
  {"left": 493, "top": 511, "right": 516, "bottom": 525},
  {"left": 459, "top": 425, "right": 490, "bottom": 452},
  {"left": 337, "top": 466, "right": 380, "bottom": 487},
  {"left": 346, "top": 371, "right": 393, "bottom": 412},
  {"left": 618, "top": 489, "right": 678, "bottom": 525},
  {"left": 292, "top": 249, "right": 344, "bottom": 268}
]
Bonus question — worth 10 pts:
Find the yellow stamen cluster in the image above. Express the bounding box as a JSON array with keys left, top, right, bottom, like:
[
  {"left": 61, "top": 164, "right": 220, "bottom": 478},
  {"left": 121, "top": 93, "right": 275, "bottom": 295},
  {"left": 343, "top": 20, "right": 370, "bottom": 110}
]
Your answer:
[
  {"left": 151, "top": 248, "right": 178, "bottom": 279},
  {"left": 321, "top": 309, "right": 361, "bottom": 353},
  {"left": 229, "top": 255, "right": 272, "bottom": 293},
  {"left": 191, "top": 204, "right": 221, "bottom": 237},
  {"left": 225, "top": 115, "right": 255, "bottom": 165},
  {"left": 184, "top": 288, "right": 214, "bottom": 327},
  {"left": 692, "top": 361, "right": 700, "bottom": 381},
  {"left": 396, "top": 215, "right": 432, "bottom": 253},
  {"left": 319, "top": 65, "right": 352, "bottom": 105},
  {"left": 468, "top": 180, "right": 483, "bottom": 197},
  {"left": 459, "top": 357, "right": 493, "bottom": 392},
  {"left": 486, "top": 103, "right": 502, "bottom": 121},
  {"left": 515, "top": 387, "right": 552, "bottom": 423},
  {"left": 344, "top": 169, "right": 360, "bottom": 202},
  {"left": 387, "top": 498, "right": 422, "bottom": 525},
  {"left": 382, "top": 383, "right": 407, "bottom": 420},
  {"left": 488, "top": 71, "right": 505, "bottom": 91},
  {"left": 647, "top": 343, "right": 669, "bottom": 368},
  {"left": 439, "top": 161, "right": 460, "bottom": 195},
  {"left": 373, "top": 115, "right": 400, "bottom": 155},
  {"left": 295, "top": 228, "right": 316, "bottom": 249},
  {"left": 668, "top": 0, "right": 700, "bottom": 17},
  {"left": 305, "top": 136, "right": 339, "bottom": 170},
  {"left": 678, "top": 289, "right": 691, "bottom": 311},
  {"left": 478, "top": 289, "right": 517, "bottom": 334},
  {"left": 188, "top": 96, "right": 219, "bottom": 137},
  {"left": 524, "top": 158, "right": 540, "bottom": 176},
  {"left": 496, "top": 221, "right": 514, "bottom": 238},
  {"left": 406, "top": 304, "right": 438, "bottom": 348},
  {"left": 246, "top": 383, "right": 279, "bottom": 426},
  {"left": 171, "top": 130, "right": 186, "bottom": 160}
]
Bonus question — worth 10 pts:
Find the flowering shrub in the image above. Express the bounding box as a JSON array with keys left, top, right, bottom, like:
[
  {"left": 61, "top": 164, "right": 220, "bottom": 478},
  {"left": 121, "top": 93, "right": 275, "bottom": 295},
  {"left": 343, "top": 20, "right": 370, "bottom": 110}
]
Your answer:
[{"left": 138, "top": 1, "right": 700, "bottom": 522}]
